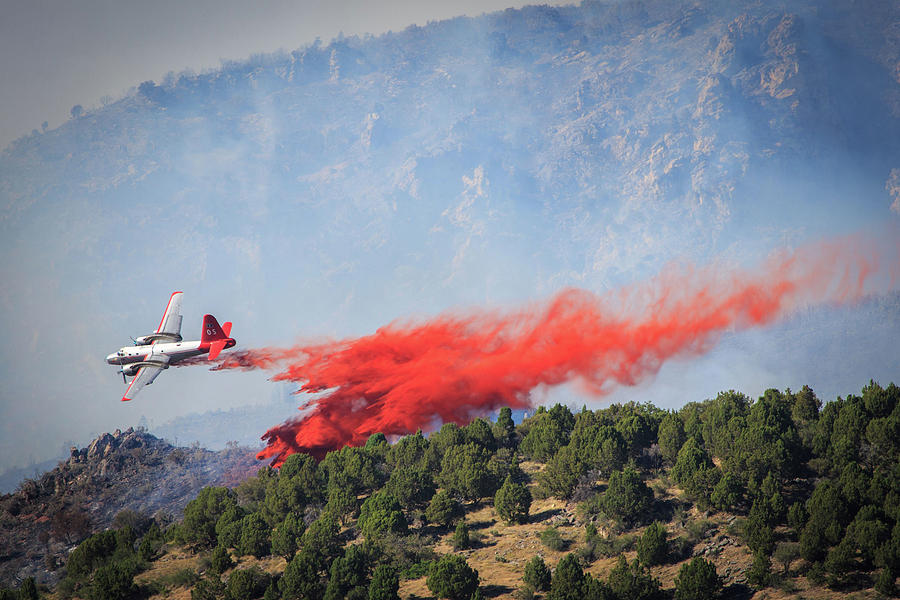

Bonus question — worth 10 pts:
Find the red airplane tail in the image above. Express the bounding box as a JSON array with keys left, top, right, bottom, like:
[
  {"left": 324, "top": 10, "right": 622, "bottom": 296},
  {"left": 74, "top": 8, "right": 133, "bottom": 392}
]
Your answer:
[{"left": 202, "top": 314, "right": 234, "bottom": 360}]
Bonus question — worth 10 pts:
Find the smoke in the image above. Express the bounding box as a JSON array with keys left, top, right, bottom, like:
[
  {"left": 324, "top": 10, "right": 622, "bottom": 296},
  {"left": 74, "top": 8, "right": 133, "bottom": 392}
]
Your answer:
[{"left": 206, "top": 233, "right": 893, "bottom": 466}]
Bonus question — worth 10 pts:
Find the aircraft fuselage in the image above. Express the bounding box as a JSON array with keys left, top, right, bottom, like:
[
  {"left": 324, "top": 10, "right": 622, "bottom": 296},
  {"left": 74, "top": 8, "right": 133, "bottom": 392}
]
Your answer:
[{"left": 105, "top": 340, "right": 219, "bottom": 367}]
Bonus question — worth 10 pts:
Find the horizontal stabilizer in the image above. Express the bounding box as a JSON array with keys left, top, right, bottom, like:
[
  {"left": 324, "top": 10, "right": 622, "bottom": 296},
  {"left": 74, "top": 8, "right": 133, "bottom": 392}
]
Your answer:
[{"left": 208, "top": 339, "right": 228, "bottom": 360}]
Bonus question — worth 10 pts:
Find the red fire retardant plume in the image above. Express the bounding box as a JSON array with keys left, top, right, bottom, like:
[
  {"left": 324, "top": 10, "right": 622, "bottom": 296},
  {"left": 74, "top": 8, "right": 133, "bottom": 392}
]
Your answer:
[{"left": 211, "top": 235, "right": 889, "bottom": 467}]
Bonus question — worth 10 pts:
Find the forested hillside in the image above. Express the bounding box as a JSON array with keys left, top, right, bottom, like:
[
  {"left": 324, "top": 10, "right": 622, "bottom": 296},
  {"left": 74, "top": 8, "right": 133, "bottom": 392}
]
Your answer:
[{"left": 5, "top": 380, "right": 896, "bottom": 599}]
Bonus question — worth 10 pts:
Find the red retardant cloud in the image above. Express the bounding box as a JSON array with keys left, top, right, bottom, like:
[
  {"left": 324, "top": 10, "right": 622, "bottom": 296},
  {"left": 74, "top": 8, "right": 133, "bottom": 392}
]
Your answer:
[{"left": 209, "top": 234, "right": 891, "bottom": 466}]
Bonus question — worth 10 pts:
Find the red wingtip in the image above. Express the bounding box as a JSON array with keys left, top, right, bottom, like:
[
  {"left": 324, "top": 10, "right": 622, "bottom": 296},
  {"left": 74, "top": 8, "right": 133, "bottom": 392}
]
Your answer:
[
  {"left": 222, "top": 322, "right": 232, "bottom": 337},
  {"left": 121, "top": 397, "right": 130, "bottom": 402}
]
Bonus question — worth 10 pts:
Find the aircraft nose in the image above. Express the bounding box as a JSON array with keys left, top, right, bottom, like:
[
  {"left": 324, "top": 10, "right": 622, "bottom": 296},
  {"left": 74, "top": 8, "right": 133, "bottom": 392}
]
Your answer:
[{"left": 106, "top": 353, "right": 117, "bottom": 364}]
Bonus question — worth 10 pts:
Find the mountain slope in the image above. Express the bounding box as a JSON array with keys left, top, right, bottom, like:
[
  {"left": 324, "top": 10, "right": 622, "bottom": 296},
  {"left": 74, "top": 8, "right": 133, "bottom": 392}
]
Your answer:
[{"left": 0, "top": 429, "right": 258, "bottom": 586}]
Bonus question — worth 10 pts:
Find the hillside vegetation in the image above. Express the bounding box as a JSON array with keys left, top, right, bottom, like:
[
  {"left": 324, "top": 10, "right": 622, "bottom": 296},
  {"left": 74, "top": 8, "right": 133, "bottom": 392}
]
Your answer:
[
  {"left": 5, "top": 380, "right": 897, "bottom": 599},
  {"left": 0, "top": 429, "right": 259, "bottom": 587}
]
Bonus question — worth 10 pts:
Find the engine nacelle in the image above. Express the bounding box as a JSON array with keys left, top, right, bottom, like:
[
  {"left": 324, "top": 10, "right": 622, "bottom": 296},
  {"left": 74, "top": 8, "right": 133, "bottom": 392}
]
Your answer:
[{"left": 121, "top": 364, "right": 142, "bottom": 377}]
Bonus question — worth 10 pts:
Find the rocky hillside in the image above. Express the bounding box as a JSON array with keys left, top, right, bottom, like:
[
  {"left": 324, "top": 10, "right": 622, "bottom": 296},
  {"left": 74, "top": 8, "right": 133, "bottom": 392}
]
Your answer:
[{"left": 0, "top": 428, "right": 259, "bottom": 586}]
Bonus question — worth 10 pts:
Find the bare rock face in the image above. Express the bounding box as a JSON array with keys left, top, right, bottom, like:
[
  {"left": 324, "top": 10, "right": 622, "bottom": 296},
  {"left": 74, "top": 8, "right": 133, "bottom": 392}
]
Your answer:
[{"left": 0, "top": 430, "right": 260, "bottom": 587}]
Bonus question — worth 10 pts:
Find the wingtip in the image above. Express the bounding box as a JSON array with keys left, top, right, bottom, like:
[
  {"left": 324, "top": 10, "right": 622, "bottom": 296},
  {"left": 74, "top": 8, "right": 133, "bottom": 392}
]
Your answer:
[{"left": 121, "top": 397, "right": 131, "bottom": 402}]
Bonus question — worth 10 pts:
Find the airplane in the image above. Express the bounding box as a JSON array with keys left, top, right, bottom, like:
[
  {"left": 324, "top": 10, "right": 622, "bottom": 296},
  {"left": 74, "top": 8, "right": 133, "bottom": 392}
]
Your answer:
[{"left": 105, "top": 291, "right": 236, "bottom": 401}]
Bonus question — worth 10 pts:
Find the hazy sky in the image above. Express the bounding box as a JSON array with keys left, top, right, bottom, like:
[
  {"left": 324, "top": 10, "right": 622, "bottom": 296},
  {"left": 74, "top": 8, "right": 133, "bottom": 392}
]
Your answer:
[
  {"left": 0, "top": 0, "right": 896, "bottom": 475},
  {"left": 0, "top": 0, "right": 571, "bottom": 150}
]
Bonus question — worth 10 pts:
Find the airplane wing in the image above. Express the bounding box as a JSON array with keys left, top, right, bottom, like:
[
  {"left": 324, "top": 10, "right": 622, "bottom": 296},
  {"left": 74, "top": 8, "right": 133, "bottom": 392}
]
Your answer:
[
  {"left": 156, "top": 291, "right": 184, "bottom": 338},
  {"left": 121, "top": 355, "right": 170, "bottom": 401}
]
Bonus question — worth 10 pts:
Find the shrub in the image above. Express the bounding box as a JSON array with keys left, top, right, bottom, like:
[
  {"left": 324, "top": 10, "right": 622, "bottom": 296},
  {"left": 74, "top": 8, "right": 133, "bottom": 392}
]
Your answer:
[
  {"left": 539, "top": 527, "right": 566, "bottom": 552},
  {"left": 875, "top": 567, "right": 896, "bottom": 597},
  {"left": 452, "top": 522, "right": 471, "bottom": 550},
  {"left": 674, "top": 557, "right": 721, "bottom": 600},
  {"left": 210, "top": 545, "right": 233, "bottom": 575},
  {"left": 426, "top": 554, "right": 479, "bottom": 600},
  {"left": 637, "top": 522, "right": 667, "bottom": 566},
  {"left": 191, "top": 575, "right": 225, "bottom": 600}
]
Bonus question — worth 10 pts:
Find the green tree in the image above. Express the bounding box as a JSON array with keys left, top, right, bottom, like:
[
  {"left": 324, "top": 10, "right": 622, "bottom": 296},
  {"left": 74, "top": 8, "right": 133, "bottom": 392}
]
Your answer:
[
  {"left": 616, "top": 413, "right": 653, "bottom": 456},
  {"left": 300, "top": 515, "right": 342, "bottom": 573},
  {"left": 637, "top": 522, "right": 667, "bottom": 566},
  {"left": 657, "top": 413, "right": 686, "bottom": 465},
  {"left": 324, "top": 486, "right": 358, "bottom": 525},
  {"left": 139, "top": 522, "right": 165, "bottom": 561},
  {"left": 324, "top": 545, "right": 369, "bottom": 600},
  {"left": 493, "top": 407, "right": 516, "bottom": 448},
  {"left": 271, "top": 513, "right": 305, "bottom": 560},
  {"left": 464, "top": 418, "right": 496, "bottom": 450},
  {"left": 438, "top": 443, "right": 497, "bottom": 501},
  {"left": 215, "top": 505, "right": 245, "bottom": 549},
  {"left": 520, "top": 407, "right": 571, "bottom": 460},
  {"left": 238, "top": 513, "right": 271, "bottom": 558},
  {"left": 700, "top": 391, "right": 749, "bottom": 460},
  {"left": 281, "top": 549, "right": 324, "bottom": 600},
  {"left": 523, "top": 555, "right": 551, "bottom": 592},
  {"left": 426, "top": 554, "right": 479, "bottom": 600},
  {"left": 368, "top": 565, "right": 399, "bottom": 600},
  {"left": 90, "top": 562, "right": 137, "bottom": 600},
  {"left": 321, "top": 445, "right": 384, "bottom": 499},
  {"left": 824, "top": 538, "right": 856, "bottom": 588},
  {"left": 385, "top": 464, "right": 435, "bottom": 507},
  {"left": 539, "top": 445, "right": 586, "bottom": 499},
  {"left": 494, "top": 476, "right": 532, "bottom": 525},
  {"left": 66, "top": 530, "right": 119, "bottom": 578},
  {"left": 710, "top": 472, "right": 743, "bottom": 511},
  {"left": 606, "top": 555, "right": 660, "bottom": 600},
  {"left": 601, "top": 467, "right": 653, "bottom": 527},
  {"left": 548, "top": 554, "right": 583, "bottom": 600},
  {"left": 386, "top": 431, "right": 431, "bottom": 471},
  {"left": 674, "top": 557, "right": 721, "bottom": 600},
  {"left": 672, "top": 438, "right": 713, "bottom": 489},
  {"left": 358, "top": 491, "right": 407, "bottom": 538},
  {"left": 182, "top": 487, "right": 239, "bottom": 548},
  {"left": 18, "top": 578, "right": 39, "bottom": 600},
  {"left": 746, "top": 551, "right": 771, "bottom": 589},
  {"left": 226, "top": 567, "right": 270, "bottom": 600},
  {"left": 426, "top": 491, "right": 462, "bottom": 527}
]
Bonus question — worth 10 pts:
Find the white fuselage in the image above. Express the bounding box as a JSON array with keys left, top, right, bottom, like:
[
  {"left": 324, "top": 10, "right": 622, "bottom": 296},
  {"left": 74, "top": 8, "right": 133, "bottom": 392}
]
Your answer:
[{"left": 105, "top": 340, "right": 206, "bottom": 366}]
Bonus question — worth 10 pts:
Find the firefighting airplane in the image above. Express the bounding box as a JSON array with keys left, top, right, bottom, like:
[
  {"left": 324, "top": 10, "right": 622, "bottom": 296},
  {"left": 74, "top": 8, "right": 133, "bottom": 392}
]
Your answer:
[{"left": 105, "top": 291, "right": 236, "bottom": 401}]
